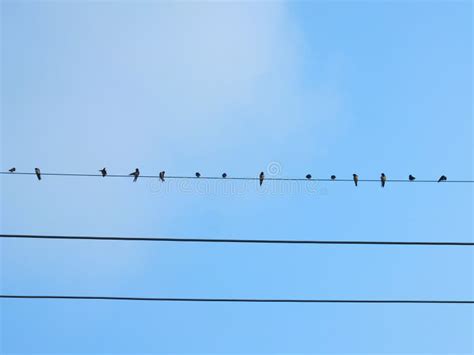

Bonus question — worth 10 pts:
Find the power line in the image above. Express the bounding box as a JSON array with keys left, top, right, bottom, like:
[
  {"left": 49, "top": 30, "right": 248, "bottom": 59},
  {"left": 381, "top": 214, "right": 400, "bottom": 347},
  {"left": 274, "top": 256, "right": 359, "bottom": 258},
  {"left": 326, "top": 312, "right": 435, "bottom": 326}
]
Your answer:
[
  {"left": 1, "top": 171, "right": 473, "bottom": 183},
  {"left": 1, "top": 234, "right": 473, "bottom": 246},
  {"left": 1, "top": 295, "right": 473, "bottom": 304}
]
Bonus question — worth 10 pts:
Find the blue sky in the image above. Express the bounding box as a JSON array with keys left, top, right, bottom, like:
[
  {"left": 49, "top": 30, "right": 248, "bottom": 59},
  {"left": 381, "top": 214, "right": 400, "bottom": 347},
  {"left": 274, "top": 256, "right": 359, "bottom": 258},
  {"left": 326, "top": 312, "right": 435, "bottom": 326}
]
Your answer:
[{"left": 1, "top": 1, "right": 473, "bottom": 354}]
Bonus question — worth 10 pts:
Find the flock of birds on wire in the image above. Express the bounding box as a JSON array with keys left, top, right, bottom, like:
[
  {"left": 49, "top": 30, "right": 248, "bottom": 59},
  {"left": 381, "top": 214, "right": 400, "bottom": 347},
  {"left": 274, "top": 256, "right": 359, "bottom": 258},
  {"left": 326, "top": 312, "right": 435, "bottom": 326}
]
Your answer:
[{"left": 5, "top": 167, "right": 449, "bottom": 187}]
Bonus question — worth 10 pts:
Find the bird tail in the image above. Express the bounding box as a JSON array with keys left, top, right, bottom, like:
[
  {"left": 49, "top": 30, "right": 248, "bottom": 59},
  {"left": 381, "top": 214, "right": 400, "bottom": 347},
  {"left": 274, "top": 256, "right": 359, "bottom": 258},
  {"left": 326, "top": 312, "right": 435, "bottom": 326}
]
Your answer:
[{"left": 37, "top": 176, "right": 41, "bottom": 181}]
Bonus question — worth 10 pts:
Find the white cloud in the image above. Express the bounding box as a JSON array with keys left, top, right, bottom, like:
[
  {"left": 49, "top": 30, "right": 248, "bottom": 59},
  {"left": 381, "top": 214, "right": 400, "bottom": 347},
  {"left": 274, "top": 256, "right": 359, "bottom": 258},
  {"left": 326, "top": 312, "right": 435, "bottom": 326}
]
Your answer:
[
  {"left": 1, "top": 2, "right": 347, "bottom": 286},
  {"left": 3, "top": 1, "right": 346, "bottom": 167}
]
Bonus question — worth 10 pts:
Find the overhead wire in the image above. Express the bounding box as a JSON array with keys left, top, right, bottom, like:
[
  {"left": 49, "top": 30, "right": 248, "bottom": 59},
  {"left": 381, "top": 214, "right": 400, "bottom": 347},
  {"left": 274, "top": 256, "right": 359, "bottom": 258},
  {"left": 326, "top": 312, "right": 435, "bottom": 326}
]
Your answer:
[
  {"left": 1, "top": 234, "right": 473, "bottom": 246},
  {"left": 1, "top": 171, "right": 473, "bottom": 183},
  {"left": 1, "top": 295, "right": 473, "bottom": 304}
]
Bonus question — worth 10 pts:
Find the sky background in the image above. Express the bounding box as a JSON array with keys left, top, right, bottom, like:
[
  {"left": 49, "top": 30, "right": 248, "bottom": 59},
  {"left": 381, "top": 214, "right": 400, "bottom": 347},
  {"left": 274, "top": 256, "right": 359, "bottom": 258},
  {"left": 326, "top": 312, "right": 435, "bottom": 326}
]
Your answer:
[{"left": 1, "top": 1, "right": 473, "bottom": 354}]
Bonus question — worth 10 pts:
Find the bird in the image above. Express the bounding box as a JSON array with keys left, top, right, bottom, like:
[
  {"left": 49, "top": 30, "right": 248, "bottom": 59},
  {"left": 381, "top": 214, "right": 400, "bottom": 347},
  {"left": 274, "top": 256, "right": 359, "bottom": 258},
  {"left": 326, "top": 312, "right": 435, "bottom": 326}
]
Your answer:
[
  {"left": 353, "top": 174, "right": 358, "bottom": 186},
  {"left": 259, "top": 172, "right": 264, "bottom": 186},
  {"left": 306, "top": 174, "right": 312, "bottom": 180},
  {"left": 409, "top": 174, "right": 416, "bottom": 181},
  {"left": 222, "top": 173, "right": 227, "bottom": 178},
  {"left": 130, "top": 168, "right": 140, "bottom": 182},
  {"left": 99, "top": 168, "right": 107, "bottom": 177},
  {"left": 330, "top": 175, "right": 336, "bottom": 181},
  {"left": 195, "top": 172, "right": 201, "bottom": 178},
  {"left": 438, "top": 175, "right": 447, "bottom": 183},
  {"left": 159, "top": 171, "right": 165, "bottom": 182},
  {"left": 8, "top": 167, "right": 16, "bottom": 173},
  {"left": 35, "top": 168, "right": 41, "bottom": 180},
  {"left": 381, "top": 173, "right": 386, "bottom": 188}
]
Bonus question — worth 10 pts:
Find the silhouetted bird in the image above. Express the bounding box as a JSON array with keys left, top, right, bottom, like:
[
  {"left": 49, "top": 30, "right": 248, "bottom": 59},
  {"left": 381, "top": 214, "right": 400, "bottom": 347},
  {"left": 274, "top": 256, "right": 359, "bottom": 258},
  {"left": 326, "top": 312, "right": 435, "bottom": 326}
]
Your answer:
[
  {"left": 353, "top": 174, "right": 358, "bottom": 186},
  {"left": 35, "top": 168, "right": 41, "bottom": 180},
  {"left": 438, "top": 175, "right": 447, "bottom": 183},
  {"left": 306, "top": 174, "right": 312, "bottom": 180},
  {"left": 195, "top": 172, "right": 201, "bottom": 178},
  {"left": 331, "top": 175, "right": 336, "bottom": 180},
  {"left": 130, "top": 168, "right": 140, "bottom": 182},
  {"left": 8, "top": 167, "right": 16, "bottom": 173},
  {"left": 99, "top": 168, "right": 107, "bottom": 177},
  {"left": 159, "top": 171, "right": 165, "bottom": 182},
  {"left": 259, "top": 172, "right": 264, "bottom": 186},
  {"left": 381, "top": 173, "right": 386, "bottom": 188},
  {"left": 409, "top": 174, "right": 416, "bottom": 181},
  {"left": 222, "top": 173, "right": 227, "bottom": 178}
]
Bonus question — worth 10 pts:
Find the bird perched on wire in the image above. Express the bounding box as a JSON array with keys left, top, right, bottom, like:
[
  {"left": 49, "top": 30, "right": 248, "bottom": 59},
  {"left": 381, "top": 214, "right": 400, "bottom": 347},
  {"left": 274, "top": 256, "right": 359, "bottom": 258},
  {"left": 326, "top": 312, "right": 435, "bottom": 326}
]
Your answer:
[
  {"left": 99, "top": 168, "right": 107, "bottom": 177},
  {"left": 306, "top": 174, "right": 312, "bottom": 180},
  {"left": 331, "top": 175, "right": 336, "bottom": 181},
  {"left": 8, "top": 167, "right": 16, "bottom": 173},
  {"left": 222, "top": 173, "right": 227, "bottom": 178},
  {"left": 381, "top": 173, "right": 387, "bottom": 188},
  {"left": 130, "top": 168, "right": 140, "bottom": 182},
  {"left": 409, "top": 174, "right": 416, "bottom": 181},
  {"left": 35, "top": 168, "right": 41, "bottom": 180},
  {"left": 259, "top": 172, "right": 264, "bottom": 186},
  {"left": 438, "top": 175, "right": 447, "bottom": 183},
  {"left": 353, "top": 174, "right": 358, "bottom": 186},
  {"left": 195, "top": 172, "right": 201, "bottom": 178},
  {"left": 159, "top": 171, "right": 165, "bottom": 182}
]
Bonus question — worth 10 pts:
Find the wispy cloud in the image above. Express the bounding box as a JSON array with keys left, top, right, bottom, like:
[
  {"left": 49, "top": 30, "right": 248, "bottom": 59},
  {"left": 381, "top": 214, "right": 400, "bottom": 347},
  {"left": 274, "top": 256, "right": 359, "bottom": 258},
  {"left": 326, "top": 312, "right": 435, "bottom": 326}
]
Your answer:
[{"left": 2, "top": 1, "right": 347, "bottom": 168}]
